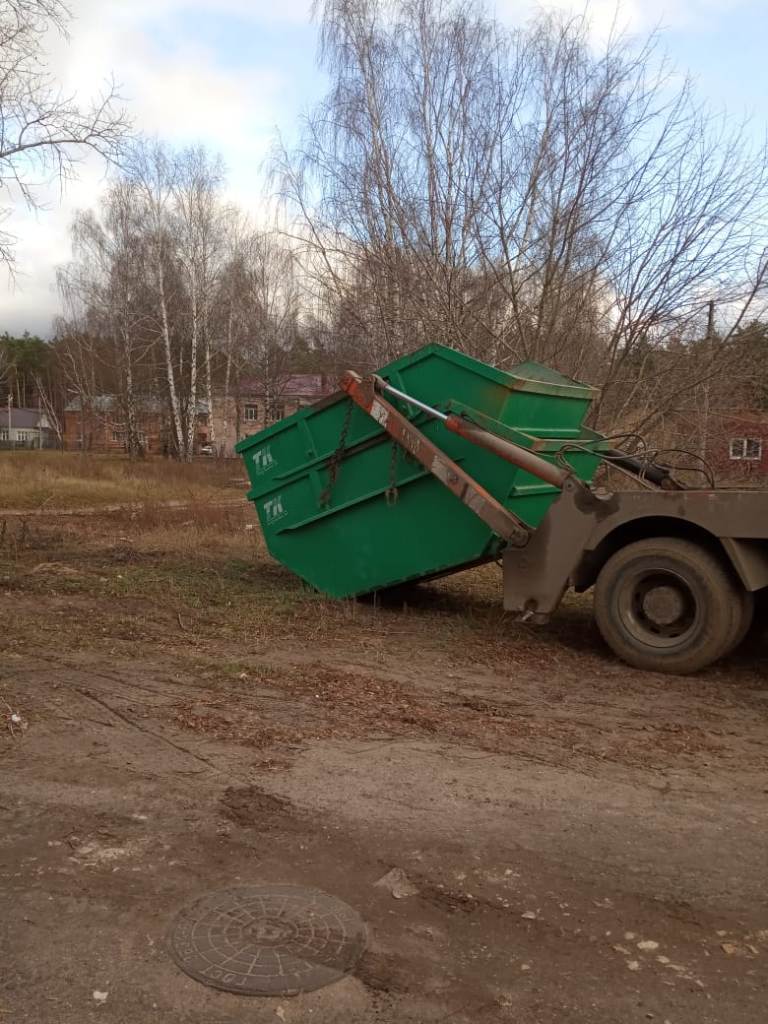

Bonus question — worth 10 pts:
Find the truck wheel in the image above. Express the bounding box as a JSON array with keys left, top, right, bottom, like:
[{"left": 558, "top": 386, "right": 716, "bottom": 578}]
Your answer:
[{"left": 594, "top": 537, "right": 743, "bottom": 674}]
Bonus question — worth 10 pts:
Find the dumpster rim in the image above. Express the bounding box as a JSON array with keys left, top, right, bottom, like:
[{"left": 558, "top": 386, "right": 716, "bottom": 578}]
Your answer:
[{"left": 234, "top": 344, "right": 598, "bottom": 456}]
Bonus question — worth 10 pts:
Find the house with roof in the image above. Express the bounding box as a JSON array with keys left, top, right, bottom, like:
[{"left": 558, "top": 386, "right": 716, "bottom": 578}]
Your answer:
[
  {"left": 212, "top": 374, "right": 336, "bottom": 455},
  {"left": 59, "top": 375, "right": 336, "bottom": 456},
  {"left": 63, "top": 395, "right": 211, "bottom": 454},
  {"left": 0, "top": 406, "right": 55, "bottom": 449}
]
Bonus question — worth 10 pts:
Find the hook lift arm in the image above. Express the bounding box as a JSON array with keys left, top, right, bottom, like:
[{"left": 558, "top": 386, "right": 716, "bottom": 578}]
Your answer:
[{"left": 340, "top": 370, "right": 580, "bottom": 548}]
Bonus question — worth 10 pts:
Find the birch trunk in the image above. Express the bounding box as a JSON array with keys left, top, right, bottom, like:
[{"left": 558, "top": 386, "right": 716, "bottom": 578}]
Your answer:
[
  {"left": 204, "top": 327, "right": 215, "bottom": 452},
  {"left": 124, "top": 347, "right": 140, "bottom": 459},
  {"left": 33, "top": 376, "right": 62, "bottom": 448},
  {"left": 218, "top": 307, "right": 234, "bottom": 457},
  {"left": 184, "top": 277, "right": 199, "bottom": 460},
  {"left": 157, "top": 256, "right": 184, "bottom": 458}
]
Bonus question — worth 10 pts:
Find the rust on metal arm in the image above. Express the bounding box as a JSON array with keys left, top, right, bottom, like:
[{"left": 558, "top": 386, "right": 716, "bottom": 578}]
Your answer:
[
  {"left": 340, "top": 371, "right": 531, "bottom": 547},
  {"left": 443, "top": 416, "right": 570, "bottom": 489},
  {"left": 370, "top": 372, "right": 572, "bottom": 489}
]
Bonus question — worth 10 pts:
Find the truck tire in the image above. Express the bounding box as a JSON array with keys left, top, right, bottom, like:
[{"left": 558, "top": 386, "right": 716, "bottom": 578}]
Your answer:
[{"left": 594, "top": 537, "right": 745, "bottom": 674}]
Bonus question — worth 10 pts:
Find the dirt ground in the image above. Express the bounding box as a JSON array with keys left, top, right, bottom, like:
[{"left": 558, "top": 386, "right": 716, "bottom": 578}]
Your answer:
[{"left": 1, "top": 504, "right": 767, "bottom": 1024}]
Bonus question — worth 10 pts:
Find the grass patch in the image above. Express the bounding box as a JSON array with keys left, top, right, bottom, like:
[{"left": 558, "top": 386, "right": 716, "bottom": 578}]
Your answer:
[
  {"left": 0, "top": 451, "right": 245, "bottom": 510},
  {"left": 0, "top": 500, "right": 603, "bottom": 678}
]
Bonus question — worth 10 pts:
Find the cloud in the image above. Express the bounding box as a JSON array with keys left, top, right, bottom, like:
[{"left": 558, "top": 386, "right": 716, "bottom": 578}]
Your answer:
[
  {"left": 60, "top": 4, "right": 292, "bottom": 156},
  {"left": 501, "top": 0, "right": 759, "bottom": 43},
  {"left": 91, "top": 0, "right": 314, "bottom": 26},
  {"left": 0, "top": 0, "right": 761, "bottom": 337},
  {"left": 1, "top": 1, "right": 312, "bottom": 336}
]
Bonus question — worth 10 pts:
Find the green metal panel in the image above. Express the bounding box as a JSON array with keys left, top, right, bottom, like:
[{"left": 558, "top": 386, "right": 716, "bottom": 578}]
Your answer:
[{"left": 236, "top": 343, "right": 607, "bottom": 597}]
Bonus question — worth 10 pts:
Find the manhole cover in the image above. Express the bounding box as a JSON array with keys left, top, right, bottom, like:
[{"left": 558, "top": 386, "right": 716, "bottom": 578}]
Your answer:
[{"left": 168, "top": 884, "right": 366, "bottom": 995}]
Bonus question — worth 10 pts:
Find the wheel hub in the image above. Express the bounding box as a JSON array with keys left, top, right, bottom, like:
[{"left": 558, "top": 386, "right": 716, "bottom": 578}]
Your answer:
[
  {"left": 641, "top": 584, "right": 686, "bottom": 626},
  {"left": 617, "top": 568, "right": 699, "bottom": 648}
]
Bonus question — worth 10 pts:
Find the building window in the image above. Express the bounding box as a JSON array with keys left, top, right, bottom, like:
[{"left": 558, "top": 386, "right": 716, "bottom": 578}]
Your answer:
[
  {"left": 729, "top": 437, "right": 762, "bottom": 461},
  {"left": 244, "top": 404, "right": 259, "bottom": 422},
  {"left": 16, "top": 430, "right": 31, "bottom": 442},
  {"left": 112, "top": 429, "right": 126, "bottom": 443},
  {"left": 267, "top": 403, "right": 285, "bottom": 423},
  {"left": 0, "top": 428, "right": 8, "bottom": 441}
]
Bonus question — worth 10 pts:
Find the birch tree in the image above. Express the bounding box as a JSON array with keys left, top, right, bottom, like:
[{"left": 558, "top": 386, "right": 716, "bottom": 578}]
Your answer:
[
  {"left": 51, "top": 291, "right": 100, "bottom": 451},
  {"left": 126, "top": 140, "right": 189, "bottom": 457},
  {"left": 238, "top": 229, "right": 301, "bottom": 424},
  {"left": 213, "top": 211, "right": 252, "bottom": 453},
  {"left": 62, "top": 183, "right": 154, "bottom": 458},
  {"left": 173, "top": 146, "right": 226, "bottom": 455}
]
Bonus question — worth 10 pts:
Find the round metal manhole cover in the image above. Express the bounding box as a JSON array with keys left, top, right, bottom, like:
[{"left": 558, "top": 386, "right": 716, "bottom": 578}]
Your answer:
[{"left": 168, "top": 884, "right": 367, "bottom": 995}]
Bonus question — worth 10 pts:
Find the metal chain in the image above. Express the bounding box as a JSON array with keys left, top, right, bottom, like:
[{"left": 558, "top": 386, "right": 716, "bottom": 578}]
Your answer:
[
  {"left": 320, "top": 400, "right": 354, "bottom": 507},
  {"left": 385, "top": 440, "right": 400, "bottom": 505}
]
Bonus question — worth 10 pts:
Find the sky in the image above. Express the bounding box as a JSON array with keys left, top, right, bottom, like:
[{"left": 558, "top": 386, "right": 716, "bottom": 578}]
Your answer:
[{"left": 2, "top": 0, "right": 767, "bottom": 338}]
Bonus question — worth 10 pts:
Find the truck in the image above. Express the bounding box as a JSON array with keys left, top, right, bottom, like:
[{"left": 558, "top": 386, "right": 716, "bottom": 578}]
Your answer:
[{"left": 237, "top": 344, "right": 768, "bottom": 675}]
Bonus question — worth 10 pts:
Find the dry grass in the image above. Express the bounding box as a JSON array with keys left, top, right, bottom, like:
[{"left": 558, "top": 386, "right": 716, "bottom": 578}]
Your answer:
[
  {"left": 0, "top": 500, "right": 597, "bottom": 673},
  {"left": 6, "top": 501, "right": 759, "bottom": 693},
  {"left": 3, "top": 502, "right": 766, "bottom": 785},
  {"left": 0, "top": 451, "right": 245, "bottom": 510}
]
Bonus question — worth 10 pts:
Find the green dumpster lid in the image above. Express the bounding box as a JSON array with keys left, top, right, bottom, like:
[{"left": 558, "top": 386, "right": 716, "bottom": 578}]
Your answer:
[
  {"left": 393, "top": 344, "right": 599, "bottom": 399},
  {"left": 507, "top": 359, "right": 598, "bottom": 397},
  {"left": 235, "top": 343, "right": 598, "bottom": 455}
]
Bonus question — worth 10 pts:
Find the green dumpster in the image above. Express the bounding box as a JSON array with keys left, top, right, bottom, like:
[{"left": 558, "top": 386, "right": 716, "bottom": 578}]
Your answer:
[{"left": 236, "top": 343, "right": 606, "bottom": 598}]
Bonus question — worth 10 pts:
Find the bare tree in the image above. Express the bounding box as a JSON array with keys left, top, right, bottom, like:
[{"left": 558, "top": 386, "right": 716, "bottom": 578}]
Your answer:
[
  {"left": 125, "top": 139, "right": 190, "bottom": 457},
  {"left": 212, "top": 209, "right": 252, "bottom": 454},
  {"left": 33, "top": 370, "right": 62, "bottom": 446},
  {"left": 61, "top": 182, "right": 155, "bottom": 457},
  {"left": 0, "top": 0, "right": 130, "bottom": 270},
  {"left": 237, "top": 229, "right": 301, "bottom": 425},
  {"left": 173, "top": 146, "right": 226, "bottom": 455},
  {"left": 56, "top": 140, "right": 244, "bottom": 460},
  {"left": 52, "top": 286, "right": 100, "bottom": 451},
  {"left": 276, "top": 0, "right": 768, "bottom": 436}
]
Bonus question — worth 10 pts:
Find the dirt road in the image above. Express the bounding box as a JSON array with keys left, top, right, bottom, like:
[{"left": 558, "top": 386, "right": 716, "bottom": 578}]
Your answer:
[{"left": 1, "top": 512, "right": 766, "bottom": 1023}]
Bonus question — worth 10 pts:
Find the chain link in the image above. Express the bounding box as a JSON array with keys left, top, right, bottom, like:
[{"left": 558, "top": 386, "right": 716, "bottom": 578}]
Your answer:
[
  {"left": 321, "top": 396, "right": 403, "bottom": 509},
  {"left": 385, "top": 440, "right": 400, "bottom": 505},
  {"left": 319, "top": 400, "right": 354, "bottom": 507}
]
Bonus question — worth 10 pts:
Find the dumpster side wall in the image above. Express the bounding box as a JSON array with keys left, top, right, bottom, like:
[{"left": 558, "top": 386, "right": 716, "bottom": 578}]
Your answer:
[{"left": 236, "top": 344, "right": 604, "bottom": 597}]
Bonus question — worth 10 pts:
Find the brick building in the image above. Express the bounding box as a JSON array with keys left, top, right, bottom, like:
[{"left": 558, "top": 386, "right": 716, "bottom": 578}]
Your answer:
[
  {"left": 61, "top": 375, "right": 335, "bottom": 456},
  {"left": 212, "top": 374, "right": 335, "bottom": 455},
  {"left": 714, "top": 413, "right": 768, "bottom": 480},
  {"left": 63, "top": 396, "right": 211, "bottom": 454}
]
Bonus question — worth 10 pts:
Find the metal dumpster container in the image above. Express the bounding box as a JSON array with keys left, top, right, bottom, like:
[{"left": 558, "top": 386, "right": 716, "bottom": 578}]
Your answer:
[{"left": 236, "top": 343, "right": 606, "bottom": 598}]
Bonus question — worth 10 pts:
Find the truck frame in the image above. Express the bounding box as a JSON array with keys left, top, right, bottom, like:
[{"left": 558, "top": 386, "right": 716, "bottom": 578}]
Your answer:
[{"left": 342, "top": 370, "right": 768, "bottom": 675}]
